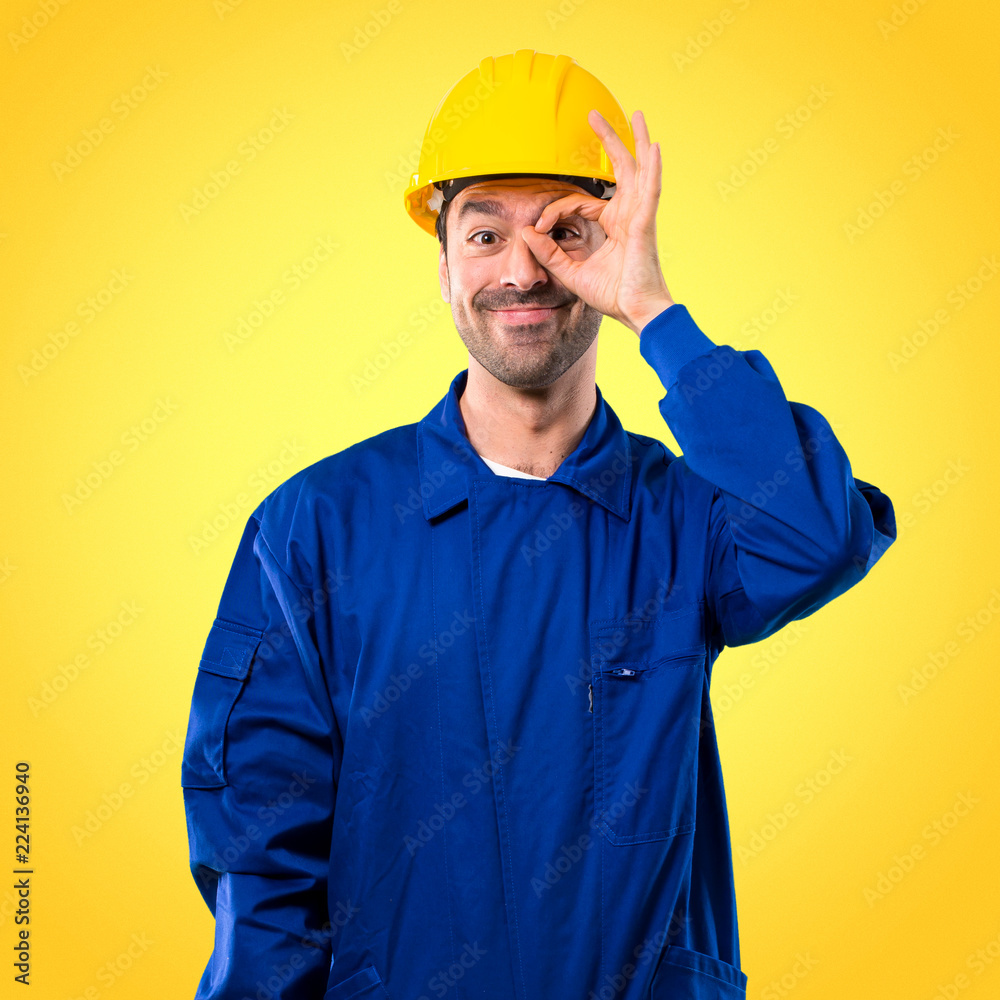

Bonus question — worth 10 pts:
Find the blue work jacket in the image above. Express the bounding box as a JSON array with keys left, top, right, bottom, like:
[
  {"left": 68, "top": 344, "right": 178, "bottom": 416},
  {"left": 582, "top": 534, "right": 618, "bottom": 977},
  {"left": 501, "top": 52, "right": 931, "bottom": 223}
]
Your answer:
[{"left": 181, "top": 304, "right": 896, "bottom": 1000}]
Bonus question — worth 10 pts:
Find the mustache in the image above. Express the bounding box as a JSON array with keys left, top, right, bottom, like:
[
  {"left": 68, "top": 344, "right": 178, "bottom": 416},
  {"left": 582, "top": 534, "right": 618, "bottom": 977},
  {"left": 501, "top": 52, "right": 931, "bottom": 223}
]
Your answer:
[{"left": 477, "top": 296, "right": 574, "bottom": 310}]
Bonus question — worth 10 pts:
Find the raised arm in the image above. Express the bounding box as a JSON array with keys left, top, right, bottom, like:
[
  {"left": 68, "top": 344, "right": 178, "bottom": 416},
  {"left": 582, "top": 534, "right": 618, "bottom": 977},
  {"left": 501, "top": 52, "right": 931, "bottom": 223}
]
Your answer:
[{"left": 638, "top": 303, "right": 896, "bottom": 647}]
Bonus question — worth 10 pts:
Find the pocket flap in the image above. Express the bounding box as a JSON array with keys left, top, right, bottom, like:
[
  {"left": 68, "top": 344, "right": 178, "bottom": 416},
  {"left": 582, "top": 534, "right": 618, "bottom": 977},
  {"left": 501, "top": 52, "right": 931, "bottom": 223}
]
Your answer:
[
  {"left": 651, "top": 945, "right": 747, "bottom": 998},
  {"left": 592, "top": 603, "right": 705, "bottom": 671},
  {"left": 324, "top": 963, "right": 389, "bottom": 1000},
  {"left": 198, "top": 618, "right": 264, "bottom": 680}
]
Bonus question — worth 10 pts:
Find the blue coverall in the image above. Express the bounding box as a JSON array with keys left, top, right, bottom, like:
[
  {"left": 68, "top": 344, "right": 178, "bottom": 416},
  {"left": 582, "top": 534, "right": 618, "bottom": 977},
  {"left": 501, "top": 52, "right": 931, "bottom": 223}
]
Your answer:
[{"left": 181, "top": 303, "right": 896, "bottom": 1000}]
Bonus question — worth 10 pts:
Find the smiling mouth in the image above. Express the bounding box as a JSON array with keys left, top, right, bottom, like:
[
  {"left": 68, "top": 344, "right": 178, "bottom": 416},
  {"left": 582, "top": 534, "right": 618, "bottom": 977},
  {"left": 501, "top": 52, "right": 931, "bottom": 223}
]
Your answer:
[{"left": 490, "top": 305, "right": 566, "bottom": 325}]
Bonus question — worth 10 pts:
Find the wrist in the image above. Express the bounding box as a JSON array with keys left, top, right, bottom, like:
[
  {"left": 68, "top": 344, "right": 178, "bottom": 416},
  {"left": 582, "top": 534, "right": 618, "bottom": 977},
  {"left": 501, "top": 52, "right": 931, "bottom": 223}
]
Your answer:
[{"left": 626, "top": 295, "right": 675, "bottom": 336}]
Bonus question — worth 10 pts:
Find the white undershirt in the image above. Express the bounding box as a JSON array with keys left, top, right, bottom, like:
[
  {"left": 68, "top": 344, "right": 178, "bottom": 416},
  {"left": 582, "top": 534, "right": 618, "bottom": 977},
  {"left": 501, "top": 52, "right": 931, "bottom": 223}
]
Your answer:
[{"left": 481, "top": 456, "right": 547, "bottom": 481}]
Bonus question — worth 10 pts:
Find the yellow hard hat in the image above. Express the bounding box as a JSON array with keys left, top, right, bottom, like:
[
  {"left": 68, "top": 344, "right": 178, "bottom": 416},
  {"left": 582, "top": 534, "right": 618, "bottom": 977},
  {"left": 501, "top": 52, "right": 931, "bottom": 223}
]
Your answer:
[{"left": 403, "top": 49, "right": 635, "bottom": 237}]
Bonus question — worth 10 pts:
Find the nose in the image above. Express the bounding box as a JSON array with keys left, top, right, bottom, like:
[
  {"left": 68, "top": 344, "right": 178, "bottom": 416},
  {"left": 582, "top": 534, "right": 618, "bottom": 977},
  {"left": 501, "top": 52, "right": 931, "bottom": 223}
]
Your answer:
[{"left": 500, "top": 227, "right": 551, "bottom": 293}]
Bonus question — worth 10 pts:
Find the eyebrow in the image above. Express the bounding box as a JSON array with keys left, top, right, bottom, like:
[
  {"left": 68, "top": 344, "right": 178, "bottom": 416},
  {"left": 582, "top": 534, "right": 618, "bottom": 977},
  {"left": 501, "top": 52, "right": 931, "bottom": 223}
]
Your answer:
[
  {"left": 456, "top": 199, "right": 513, "bottom": 224},
  {"left": 455, "top": 198, "right": 587, "bottom": 228}
]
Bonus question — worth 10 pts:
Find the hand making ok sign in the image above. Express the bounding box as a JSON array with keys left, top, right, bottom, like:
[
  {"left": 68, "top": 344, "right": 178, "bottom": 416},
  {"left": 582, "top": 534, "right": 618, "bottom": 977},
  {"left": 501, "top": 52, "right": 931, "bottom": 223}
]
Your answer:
[{"left": 520, "top": 108, "right": 675, "bottom": 336}]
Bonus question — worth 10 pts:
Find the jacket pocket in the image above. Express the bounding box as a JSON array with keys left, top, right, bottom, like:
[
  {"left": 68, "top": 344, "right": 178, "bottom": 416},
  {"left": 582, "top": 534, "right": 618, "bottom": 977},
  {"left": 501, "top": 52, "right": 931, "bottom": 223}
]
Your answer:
[
  {"left": 590, "top": 605, "right": 705, "bottom": 845},
  {"left": 180, "top": 617, "right": 264, "bottom": 789},
  {"left": 324, "top": 963, "right": 391, "bottom": 1000},
  {"left": 650, "top": 944, "right": 747, "bottom": 999}
]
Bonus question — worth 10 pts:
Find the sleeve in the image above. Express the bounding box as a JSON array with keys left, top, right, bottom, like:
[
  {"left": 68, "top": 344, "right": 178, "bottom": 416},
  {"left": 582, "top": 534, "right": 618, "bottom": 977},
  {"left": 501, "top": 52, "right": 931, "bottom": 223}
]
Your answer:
[
  {"left": 181, "top": 506, "right": 339, "bottom": 998},
  {"left": 638, "top": 303, "right": 897, "bottom": 648}
]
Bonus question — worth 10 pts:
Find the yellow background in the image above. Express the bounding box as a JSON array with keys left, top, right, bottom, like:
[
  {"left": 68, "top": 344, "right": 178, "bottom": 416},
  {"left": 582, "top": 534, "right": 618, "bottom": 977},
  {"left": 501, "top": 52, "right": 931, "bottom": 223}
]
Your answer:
[{"left": 3, "top": 0, "right": 998, "bottom": 997}]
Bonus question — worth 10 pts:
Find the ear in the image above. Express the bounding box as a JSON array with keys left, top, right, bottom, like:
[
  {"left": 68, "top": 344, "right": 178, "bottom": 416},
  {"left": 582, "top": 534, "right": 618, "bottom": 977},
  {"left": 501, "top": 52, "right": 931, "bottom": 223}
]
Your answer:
[{"left": 438, "top": 243, "right": 450, "bottom": 304}]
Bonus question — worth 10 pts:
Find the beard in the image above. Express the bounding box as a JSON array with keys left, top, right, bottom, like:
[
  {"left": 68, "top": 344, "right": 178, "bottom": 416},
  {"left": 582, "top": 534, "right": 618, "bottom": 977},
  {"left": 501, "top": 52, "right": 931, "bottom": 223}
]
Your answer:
[{"left": 448, "top": 284, "right": 604, "bottom": 389}]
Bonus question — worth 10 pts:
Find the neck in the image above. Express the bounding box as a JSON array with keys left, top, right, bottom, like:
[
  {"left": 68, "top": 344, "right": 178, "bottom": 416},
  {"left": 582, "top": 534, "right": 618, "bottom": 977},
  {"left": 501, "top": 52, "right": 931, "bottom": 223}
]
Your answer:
[{"left": 458, "top": 350, "right": 598, "bottom": 480}]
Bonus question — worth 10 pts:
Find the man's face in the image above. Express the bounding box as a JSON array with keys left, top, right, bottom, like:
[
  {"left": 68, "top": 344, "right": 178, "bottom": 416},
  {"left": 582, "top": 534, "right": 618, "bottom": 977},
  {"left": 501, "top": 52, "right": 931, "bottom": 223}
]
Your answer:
[{"left": 438, "top": 177, "right": 607, "bottom": 390}]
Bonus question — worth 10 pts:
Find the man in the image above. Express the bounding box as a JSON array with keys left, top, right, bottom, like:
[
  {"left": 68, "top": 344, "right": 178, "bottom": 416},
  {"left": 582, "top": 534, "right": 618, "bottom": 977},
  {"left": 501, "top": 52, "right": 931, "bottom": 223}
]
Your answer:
[{"left": 181, "top": 50, "right": 896, "bottom": 999}]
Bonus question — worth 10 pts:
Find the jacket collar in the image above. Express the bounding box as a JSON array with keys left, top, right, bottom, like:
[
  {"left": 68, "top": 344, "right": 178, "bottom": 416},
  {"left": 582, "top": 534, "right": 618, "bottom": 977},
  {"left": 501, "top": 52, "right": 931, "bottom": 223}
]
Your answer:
[{"left": 415, "top": 369, "right": 634, "bottom": 521}]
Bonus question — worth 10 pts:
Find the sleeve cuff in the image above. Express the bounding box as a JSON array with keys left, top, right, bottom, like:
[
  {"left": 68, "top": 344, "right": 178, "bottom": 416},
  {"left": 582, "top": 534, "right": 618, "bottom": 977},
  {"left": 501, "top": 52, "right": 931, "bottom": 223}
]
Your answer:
[{"left": 638, "top": 303, "right": 718, "bottom": 392}]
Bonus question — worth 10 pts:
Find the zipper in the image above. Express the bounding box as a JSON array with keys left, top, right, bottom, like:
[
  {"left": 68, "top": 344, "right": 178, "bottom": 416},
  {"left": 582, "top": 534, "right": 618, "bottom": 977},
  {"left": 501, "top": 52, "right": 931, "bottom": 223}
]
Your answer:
[{"left": 589, "top": 666, "right": 639, "bottom": 714}]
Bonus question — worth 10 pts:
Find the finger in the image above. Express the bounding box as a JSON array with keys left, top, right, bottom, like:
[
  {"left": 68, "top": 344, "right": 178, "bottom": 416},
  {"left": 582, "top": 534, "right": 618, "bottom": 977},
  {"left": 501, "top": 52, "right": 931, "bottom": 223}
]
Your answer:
[
  {"left": 588, "top": 108, "right": 635, "bottom": 172},
  {"left": 533, "top": 192, "right": 606, "bottom": 233},
  {"left": 588, "top": 108, "right": 636, "bottom": 197},
  {"left": 632, "top": 109, "right": 651, "bottom": 173},
  {"left": 520, "top": 225, "right": 581, "bottom": 282},
  {"left": 634, "top": 140, "right": 662, "bottom": 231},
  {"left": 632, "top": 110, "right": 658, "bottom": 209}
]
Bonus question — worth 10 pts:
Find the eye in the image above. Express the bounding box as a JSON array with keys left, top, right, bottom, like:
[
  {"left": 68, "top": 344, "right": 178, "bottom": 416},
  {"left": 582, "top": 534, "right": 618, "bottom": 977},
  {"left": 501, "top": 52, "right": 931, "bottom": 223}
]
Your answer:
[
  {"left": 468, "top": 226, "right": 582, "bottom": 247},
  {"left": 469, "top": 230, "right": 501, "bottom": 246}
]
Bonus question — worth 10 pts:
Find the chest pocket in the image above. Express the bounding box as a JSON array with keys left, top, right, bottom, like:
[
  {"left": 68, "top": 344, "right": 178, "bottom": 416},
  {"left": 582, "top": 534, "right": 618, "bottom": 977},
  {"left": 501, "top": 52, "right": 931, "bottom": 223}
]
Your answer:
[{"left": 589, "top": 604, "right": 706, "bottom": 845}]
